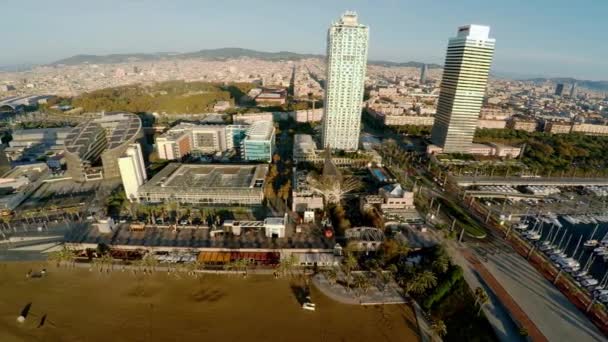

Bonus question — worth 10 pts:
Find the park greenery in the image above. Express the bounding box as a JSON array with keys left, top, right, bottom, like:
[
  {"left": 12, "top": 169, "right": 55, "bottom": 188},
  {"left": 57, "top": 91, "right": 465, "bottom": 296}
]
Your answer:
[
  {"left": 353, "top": 243, "right": 497, "bottom": 341},
  {"left": 70, "top": 81, "right": 257, "bottom": 114},
  {"left": 475, "top": 128, "right": 608, "bottom": 176}
]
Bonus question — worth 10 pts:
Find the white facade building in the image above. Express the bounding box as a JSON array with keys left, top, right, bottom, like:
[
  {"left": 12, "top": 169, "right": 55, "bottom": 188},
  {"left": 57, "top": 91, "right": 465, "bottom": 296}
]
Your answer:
[
  {"left": 321, "top": 12, "right": 369, "bottom": 151},
  {"left": 118, "top": 143, "right": 147, "bottom": 202},
  {"left": 430, "top": 25, "right": 496, "bottom": 153}
]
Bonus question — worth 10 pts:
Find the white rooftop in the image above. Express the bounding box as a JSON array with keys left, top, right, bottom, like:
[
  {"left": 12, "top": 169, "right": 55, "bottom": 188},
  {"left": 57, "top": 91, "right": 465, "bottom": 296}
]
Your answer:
[
  {"left": 246, "top": 120, "right": 274, "bottom": 141},
  {"left": 457, "top": 24, "right": 491, "bottom": 40}
]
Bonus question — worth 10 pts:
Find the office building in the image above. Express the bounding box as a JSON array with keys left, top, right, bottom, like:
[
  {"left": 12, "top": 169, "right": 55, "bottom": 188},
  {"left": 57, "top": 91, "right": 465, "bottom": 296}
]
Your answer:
[
  {"left": 430, "top": 25, "right": 496, "bottom": 153},
  {"left": 64, "top": 112, "right": 142, "bottom": 182},
  {"left": 156, "top": 128, "right": 192, "bottom": 160},
  {"left": 420, "top": 64, "right": 428, "bottom": 84},
  {"left": 156, "top": 123, "right": 249, "bottom": 160},
  {"left": 137, "top": 163, "right": 268, "bottom": 206},
  {"left": 242, "top": 120, "right": 275, "bottom": 162},
  {"left": 555, "top": 83, "right": 565, "bottom": 96},
  {"left": 118, "top": 143, "right": 147, "bottom": 202},
  {"left": 321, "top": 12, "right": 369, "bottom": 151},
  {"left": 570, "top": 82, "right": 578, "bottom": 98}
]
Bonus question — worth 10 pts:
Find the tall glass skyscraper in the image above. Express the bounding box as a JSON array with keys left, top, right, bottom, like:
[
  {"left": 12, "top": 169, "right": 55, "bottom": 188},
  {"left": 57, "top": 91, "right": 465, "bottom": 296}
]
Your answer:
[
  {"left": 430, "top": 25, "right": 495, "bottom": 153},
  {"left": 321, "top": 12, "right": 369, "bottom": 151}
]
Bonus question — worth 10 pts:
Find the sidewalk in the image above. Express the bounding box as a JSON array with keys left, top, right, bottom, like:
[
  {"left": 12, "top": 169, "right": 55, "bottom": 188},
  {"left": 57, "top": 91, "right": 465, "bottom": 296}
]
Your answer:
[
  {"left": 461, "top": 249, "right": 548, "bottom": 342},
  {"left": 445, "top": 242, "right": 524, "bottom": 342},
  {"left": 311, "top": 273, "right": 406, "bottom": 305}
]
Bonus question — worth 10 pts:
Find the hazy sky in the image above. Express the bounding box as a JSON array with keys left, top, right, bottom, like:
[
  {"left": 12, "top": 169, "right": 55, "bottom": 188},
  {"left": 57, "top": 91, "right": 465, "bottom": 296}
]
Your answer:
[{"left": 2, "top": 0, "right": 607, "bottom": 80}]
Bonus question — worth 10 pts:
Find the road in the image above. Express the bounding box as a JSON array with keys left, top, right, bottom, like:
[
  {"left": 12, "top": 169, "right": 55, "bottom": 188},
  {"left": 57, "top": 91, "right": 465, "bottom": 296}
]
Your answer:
[
  {"left": 400, "top": 147, "right": 607, "bottom": 340},
  {"left": 473, "top": 235, "right": 606, "bottom": 341},
  {"left": 444, "top": 241, "right": 524, "bottom": 342},
  {"left": 455, "top": 176, "right": 608, "bottom": 187}
]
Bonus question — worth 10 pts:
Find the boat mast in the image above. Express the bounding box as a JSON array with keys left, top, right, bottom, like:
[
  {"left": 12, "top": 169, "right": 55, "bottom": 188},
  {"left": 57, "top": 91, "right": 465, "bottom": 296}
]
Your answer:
[
  {"left": 572, "top": 235, "right": 583, "bottom": 259},
  {"left": 589, "top": 224, "right": 599, "bottom": 241}
]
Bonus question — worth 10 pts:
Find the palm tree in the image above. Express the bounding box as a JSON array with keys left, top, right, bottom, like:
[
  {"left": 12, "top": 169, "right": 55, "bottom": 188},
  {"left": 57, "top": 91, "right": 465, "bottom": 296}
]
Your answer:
[
  {"left": 474, "top": 287, "right": 489, "bottom": 316},
  {"left": 430, "top": 319, "right": 447, "bottom": 338},
  {"left": 100, "top": 253, "right": 114, "bottom": 272},
  {"left": 237, "top": 259, "right": 250, "bottom": 276},
  {"left": 305, "top": 171, "right": 362, "bottom": 206},
  {"left": 342, "top": 253, "right": 358, "bottom": 291},
  {"left": 186, "top": 261, "right": 199, "bottom": 278},
  {"left": 353, "top": 273, "right": 371, "bottom": 299},
  {"left": 277, "top": 254, "right": 298, "bottom": 277},
  {"left": 404, "top": 270, "right": 437, "bottom": 295},
  {"left": 143, "top": 254, "right": 159, "bottom": 272},
  {"left": 48, "top": 246, "right": 74, "bottom": 268},
  {"left": 378, "top": 269, "right": 393, "bottom": 293},
  {"left": 132, "top": 258, "right": 147, "bottom": 275},
  {"left": 325, "top": 267, "right": 338, "bottom": 285},
  {"left": 92, "top": 257, "right": 105, "bottom": 273},
  {"left": 431, "top": 250, "right": 450, "bottom": 274}
]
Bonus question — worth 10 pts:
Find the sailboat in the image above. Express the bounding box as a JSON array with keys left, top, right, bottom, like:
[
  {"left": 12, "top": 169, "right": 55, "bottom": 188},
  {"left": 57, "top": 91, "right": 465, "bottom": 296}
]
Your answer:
[{"left": 584, "top": 224, "right": 600, "bottom": 248}]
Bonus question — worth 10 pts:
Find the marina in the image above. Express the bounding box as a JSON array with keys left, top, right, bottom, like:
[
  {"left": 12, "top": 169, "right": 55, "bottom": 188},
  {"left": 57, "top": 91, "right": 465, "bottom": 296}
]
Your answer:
[{"left": 516, "top": 214, "right": 608, "bottom": 305}]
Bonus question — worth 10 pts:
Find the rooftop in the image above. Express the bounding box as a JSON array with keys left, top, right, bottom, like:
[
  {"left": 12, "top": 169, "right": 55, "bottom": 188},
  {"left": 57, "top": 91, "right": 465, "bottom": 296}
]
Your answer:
[
  {"left": 64, "top": 112, "right": 141, "bottom": 155},
  {"left": 140, "top": 163, "right": 268, "bottom": 192},
  {"left": 246, "top": 121, "right": 274, "bottom": 141}
]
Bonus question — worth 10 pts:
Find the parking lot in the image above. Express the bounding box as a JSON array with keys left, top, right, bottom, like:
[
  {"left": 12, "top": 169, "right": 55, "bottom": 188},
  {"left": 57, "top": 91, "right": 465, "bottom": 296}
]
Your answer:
[{"left": 479, "top": 186, "right": 608, "bottom": 219}]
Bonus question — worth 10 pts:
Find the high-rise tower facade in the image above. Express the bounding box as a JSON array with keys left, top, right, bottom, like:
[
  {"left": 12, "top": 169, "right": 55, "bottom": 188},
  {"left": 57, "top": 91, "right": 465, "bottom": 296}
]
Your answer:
[
  {"left": 321, "top": 12, "right": 369, "bottom": 151},
  {"left": 430, "top": 25, "right": 495, "bottom": 153},
  {"left": 420, "top": 64, "right": 428, "bottom": 84}
]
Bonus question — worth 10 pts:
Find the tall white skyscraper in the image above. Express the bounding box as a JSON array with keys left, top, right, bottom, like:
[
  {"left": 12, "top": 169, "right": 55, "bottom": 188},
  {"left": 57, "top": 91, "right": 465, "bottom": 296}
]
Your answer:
[
  {"left": 118, "top": 143, "right": 147, "bottom": 202},
  {"left": 430, "top": 25, "right": 495, "bottom": 153},
  {"left": 321, "top": 12, "right": 369, "bottom": 151}
]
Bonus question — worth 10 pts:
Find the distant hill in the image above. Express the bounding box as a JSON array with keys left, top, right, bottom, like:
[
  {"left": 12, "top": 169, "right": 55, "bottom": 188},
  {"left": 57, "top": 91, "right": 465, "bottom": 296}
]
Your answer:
[
  {"left": 50, "top": 52, "right": 179, "bottom": 65},
  {"left": 49, "top": 47, "right": 440, "bottom": 69},
  {"left": 527, "top": 77, "right": 608, "bottom": 92}
]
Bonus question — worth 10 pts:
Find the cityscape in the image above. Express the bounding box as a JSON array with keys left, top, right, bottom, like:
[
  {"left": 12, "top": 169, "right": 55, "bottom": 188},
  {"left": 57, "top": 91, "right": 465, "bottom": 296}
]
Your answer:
[{"left": 1, "top": 3, "right": 608, "bottom": 342}]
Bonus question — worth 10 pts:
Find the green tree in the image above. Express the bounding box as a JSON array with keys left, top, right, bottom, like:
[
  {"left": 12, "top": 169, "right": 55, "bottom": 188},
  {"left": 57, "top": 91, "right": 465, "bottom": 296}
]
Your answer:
[
  {"left": 474, "top": 287, "right": 489, "bottom": 316},
  {"left": 405, "top": 270, "right": 437, "bottom": 295},
  {"left": 430, "top": 319, "right": 448, "bottom": 338}
]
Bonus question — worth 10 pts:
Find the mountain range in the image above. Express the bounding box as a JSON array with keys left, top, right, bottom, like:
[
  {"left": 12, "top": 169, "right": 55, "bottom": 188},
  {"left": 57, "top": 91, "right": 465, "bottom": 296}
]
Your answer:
[
  {"left": 49, "top": 47, "right": 441, "bottom": 69},
  {"left": 43, "top": 48, "right": 608, "bottom": 92}
]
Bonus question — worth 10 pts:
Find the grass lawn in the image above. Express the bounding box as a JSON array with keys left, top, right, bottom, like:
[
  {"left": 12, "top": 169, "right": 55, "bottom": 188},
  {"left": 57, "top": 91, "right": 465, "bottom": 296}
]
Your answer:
[
  {"left": 0, "top": 262, "right": 419, "bottom": 342},
  {"left": 438, "top": 197, "right": 487, "bottom": 239}
]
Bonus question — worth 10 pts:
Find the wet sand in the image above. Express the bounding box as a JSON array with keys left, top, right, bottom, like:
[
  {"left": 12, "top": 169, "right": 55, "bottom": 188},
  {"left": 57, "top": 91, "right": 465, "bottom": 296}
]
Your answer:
[{"left": 0, "top": 263, "right": 419, "bottom": 342}]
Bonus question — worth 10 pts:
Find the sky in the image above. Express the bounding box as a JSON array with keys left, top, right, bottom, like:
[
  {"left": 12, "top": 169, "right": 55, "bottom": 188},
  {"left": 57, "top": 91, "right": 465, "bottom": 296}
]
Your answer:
[{"left": 2, "top": 0, "right": 607, "bottom": 80}]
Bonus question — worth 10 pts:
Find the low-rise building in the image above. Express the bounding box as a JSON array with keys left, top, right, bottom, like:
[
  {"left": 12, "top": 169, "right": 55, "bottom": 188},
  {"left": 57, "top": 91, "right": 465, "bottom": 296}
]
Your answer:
[
  {"left": 0, "top": 163, "right": 49, "bottom": 214},
  {"left": 10, "top": 128, "right": 71, "bottom": 148},
  {"left": 137, "top": 163, "right": 268, "bottom": 206},
  {"left": 544, "top": 121, "right": 572, "bottom": 134},
  {"left": 377, "top": 184, "right": 415, "bottom": 210},
  {"left": 507, "top": 117, "right": 538, "bottom": 132},
  {"left": 293, "top": 134, "right": 381, "bottom": 165},
  {"left": 292, "top": 168, "right": 324, "bottom": 213},
  {"left": 213, "top": 100, "right": 231, "bottom": 112},
  {"left": 571, "top": 123, "right": 608, "bottom": 136},
  {"left": 233, "top": 112, "right": 274, "bottom": 124},
  {"left": 477, "top": 119, "right": 507, "bottom": 129},
  {"left": 255, "top": 89, "right": 287, "bottom": 106},
  {"left": 242, "top": 121, "right": 275, "bottom": 163}
]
